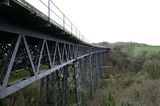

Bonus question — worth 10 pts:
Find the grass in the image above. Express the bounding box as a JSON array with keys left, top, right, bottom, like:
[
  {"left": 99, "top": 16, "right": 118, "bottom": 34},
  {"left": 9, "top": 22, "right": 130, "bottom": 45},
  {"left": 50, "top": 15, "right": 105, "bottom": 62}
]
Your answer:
[
  {"left": 8, "top": 64, "right": 49, "bottom": 84},
  {"left": 89, "top": 70, "right": 160, "bottom": 106},
  {"left": 39, "top": 64, "right": 49, "bottom": 71},
  {"left": 8, "top": 70, "right": 31, "bottom": 84},
  {"left": 134, "top": 46, "right": 160, "bottom": 52}
]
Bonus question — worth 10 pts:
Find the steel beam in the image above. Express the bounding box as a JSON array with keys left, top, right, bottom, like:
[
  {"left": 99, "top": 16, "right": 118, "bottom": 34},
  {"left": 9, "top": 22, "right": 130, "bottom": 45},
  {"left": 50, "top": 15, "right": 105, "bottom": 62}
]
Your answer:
[
  {"left": 0, "top": 0, "right": 9, "bottom": 6},
  {"left": 0, "top": 60, "right": 74, "bottom": 99},
  {"left": 2, "top": 35, "right": 22, "bottom": 89},
  {"left": 0, "top": 22, "right": 93, "bottom": 48},
  {"left": 23, "top": 35, "right": 36, "bottom": 75}
]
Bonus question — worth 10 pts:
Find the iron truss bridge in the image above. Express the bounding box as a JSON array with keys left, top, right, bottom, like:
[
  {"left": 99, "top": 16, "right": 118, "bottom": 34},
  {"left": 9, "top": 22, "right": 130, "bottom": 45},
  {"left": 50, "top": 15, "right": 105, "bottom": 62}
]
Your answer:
[{"left": 0, "top": 0, "right": 110, "bottom": 105}]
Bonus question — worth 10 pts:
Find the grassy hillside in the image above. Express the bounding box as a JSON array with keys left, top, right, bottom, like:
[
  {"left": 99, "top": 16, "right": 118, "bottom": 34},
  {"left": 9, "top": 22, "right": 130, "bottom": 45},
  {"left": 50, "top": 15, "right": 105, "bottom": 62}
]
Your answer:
[{"left": 134, "top": 46, "right": 160, "bottom": 52}]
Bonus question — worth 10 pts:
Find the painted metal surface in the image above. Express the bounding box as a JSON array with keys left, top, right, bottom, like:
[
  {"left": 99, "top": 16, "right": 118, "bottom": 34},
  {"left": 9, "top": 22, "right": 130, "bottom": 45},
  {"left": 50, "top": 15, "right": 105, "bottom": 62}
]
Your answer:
[{"left": 0, "top": 0, "right": 110, "bottom": 105}]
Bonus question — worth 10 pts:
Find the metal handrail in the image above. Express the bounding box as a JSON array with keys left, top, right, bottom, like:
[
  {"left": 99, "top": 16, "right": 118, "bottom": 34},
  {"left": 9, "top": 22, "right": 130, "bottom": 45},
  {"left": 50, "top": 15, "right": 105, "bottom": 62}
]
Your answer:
[
  {"left": 37, "top": 0, "right": 85, "bottom": 41},
  {"left": 39, "top": 0, "right": 63, "bottom": 22}
]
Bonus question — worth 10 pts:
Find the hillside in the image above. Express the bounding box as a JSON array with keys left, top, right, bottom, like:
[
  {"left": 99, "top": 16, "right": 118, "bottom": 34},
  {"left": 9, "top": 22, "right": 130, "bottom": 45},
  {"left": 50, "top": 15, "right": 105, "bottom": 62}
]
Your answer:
[
  {"left": 89, "top": 42, "right": 160, "bottom": 106},
  {"left": 93, "top": 42, "right": 148, "bottom": 48}
]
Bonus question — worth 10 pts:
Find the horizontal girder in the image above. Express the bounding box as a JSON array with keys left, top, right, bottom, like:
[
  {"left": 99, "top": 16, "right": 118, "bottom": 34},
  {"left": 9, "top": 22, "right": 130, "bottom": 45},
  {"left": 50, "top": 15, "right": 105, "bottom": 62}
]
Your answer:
[{"left": 0, "top": 27, "right": 109, "bottom": 99}]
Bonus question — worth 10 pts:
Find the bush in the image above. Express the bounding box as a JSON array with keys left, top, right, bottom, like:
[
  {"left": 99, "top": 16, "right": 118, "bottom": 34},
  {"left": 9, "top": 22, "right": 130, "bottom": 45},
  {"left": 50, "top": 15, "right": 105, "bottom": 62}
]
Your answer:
[
  {"left": 140, "top": 81, "right": 160, "bottom": 106},
  {"left": 80, "top": 89, "right": 88, "bottom": 106},
  {"left": 101, "top": 91, "right": 117, "bottom": 106},
  {"left": 144, "top": 59, "right": 160, "bottom": 79},
  {"left": 145, "top": 52, "right": 160, "bottom": 61},
  {"left": 121, "top": 79, "right": 134, "bottom": 89},
  {"left": 133, "top": 90, "right": 141, "bottom": 101},
  {"left": 121, "top": 101, "right": 130, "bottom": 106}
]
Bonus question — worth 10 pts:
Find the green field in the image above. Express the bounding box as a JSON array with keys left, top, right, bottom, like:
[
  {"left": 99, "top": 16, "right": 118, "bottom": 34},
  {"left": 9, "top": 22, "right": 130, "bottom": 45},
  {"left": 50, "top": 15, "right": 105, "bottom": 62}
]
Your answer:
[{"left": 134, "top": 46, "right": 160, "bottom": 52}]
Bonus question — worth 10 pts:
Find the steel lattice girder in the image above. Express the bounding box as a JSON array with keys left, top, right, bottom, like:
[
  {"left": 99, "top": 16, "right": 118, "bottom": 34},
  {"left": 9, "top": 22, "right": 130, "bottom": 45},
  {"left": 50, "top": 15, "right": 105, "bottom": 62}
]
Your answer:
[{"left": 0, "top": 31, "right": 108, "bottom": 99}]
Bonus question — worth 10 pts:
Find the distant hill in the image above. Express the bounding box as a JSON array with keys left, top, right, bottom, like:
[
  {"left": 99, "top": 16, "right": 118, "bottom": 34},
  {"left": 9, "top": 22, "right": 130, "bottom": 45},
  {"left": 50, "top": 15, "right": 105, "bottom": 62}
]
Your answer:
[
  {"left": 93, "top": 42, "right": 148, "bottom": 48},
  {"left": 92, "top": 42, "right": 111, "bottom": 48}
]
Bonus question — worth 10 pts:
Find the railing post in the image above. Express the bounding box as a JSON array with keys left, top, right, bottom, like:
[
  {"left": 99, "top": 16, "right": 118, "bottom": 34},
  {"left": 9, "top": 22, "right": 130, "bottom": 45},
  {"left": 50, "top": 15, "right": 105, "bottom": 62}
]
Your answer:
[
  {"left": 79, "top": 32, "right": 81, "bottom": 40},
  {"left": 63, "top": 14, "right": 65, "bottom": 31},
  {"left": 71, "top": 23, "right": 73, "bottom": 35},
  {"left": 48, "top": 0, "right": 50, "bottom": 23},
  {"left": 76, "top": 28, "right": 77, "bottom": 38}
]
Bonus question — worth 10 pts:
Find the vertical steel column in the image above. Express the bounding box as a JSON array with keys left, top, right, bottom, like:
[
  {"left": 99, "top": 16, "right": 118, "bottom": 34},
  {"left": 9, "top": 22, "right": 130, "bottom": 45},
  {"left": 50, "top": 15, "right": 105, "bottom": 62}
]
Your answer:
[
  {"left": 89, "top": 55, "right": 94, "bottom": 97},
  {"left": 92, "top": 54, "right": 96, "bottom": 91},
  {"left": 56, "top": 69, "right": 62, "bottom": 106},
  {"left": 51, "top": 73, "right": 57, "bottom": 106},
  {"left": 99, "top": 53, "right": 103, "bottom": 79},
  {"left": 40, "top": 77, "right": 47, "bottom": 105},
  {"left": 104, "top": 52, "right": 108, "bottom": 66},
  {"left": 97, "top": 53, "right": 102, "bottom": 88},
  {"left": 73, "top": 60, "right": 82, "bottom": 106},
  {"left": 46, "top": 75, "right": 51, "bottom": 104},
  {"left": 81, "top": 58, "right": 85, "bottom": 85},
  {"left": 62, "top": 66, "right": 68, "bottom": 106},
  {"left": 95, "top": 53, "right": 99, "bottom": 88},
  {"left": 79, "top": 59, "right": 83, "bottom": 85}
]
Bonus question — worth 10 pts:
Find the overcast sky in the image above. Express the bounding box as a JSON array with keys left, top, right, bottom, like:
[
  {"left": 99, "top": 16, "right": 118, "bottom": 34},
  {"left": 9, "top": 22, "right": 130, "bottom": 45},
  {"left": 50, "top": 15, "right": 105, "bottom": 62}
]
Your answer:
[{"left": 26, "top": 0, "right": 160, "bottom": 45}]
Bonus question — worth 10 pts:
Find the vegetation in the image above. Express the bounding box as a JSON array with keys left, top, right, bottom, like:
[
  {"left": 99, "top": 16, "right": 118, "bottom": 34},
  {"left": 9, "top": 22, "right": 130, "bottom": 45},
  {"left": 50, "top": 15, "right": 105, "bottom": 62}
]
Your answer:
[
  {"left": 80, "top": 89, "right": 88, "bottom": 106},
  {"left": 88, "top": 42, "right": 160, "bottom": 106},
  {"left": 134, "top": 46, "right": 160, "bottom": 52},
  {"left": 0, "top": 81, "right": 41, "bottom": 106},
  {"left": 7, "top": 64, "right": 49, "bottom": 85},
  {"left": 8, "top": 70, "right": 31, "bottom": 84}
]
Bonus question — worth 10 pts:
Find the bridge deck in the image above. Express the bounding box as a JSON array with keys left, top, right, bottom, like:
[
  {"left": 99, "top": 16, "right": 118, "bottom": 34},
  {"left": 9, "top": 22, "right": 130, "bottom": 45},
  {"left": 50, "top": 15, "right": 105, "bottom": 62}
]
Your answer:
[{"left": 0, "top": 0, "right": 88, "bottom": 46}]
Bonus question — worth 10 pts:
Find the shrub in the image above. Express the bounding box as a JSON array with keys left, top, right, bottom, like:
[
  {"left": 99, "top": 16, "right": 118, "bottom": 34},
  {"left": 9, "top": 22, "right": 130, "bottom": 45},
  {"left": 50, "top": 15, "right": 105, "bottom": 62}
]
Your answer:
[
  {"left": 80, "top": 89, "right": 88, "bottom": 106},
  {"left": 101, "top": 91, "right": 117, "bottom": 106},
  {"left": 121, "top": 101, "right": 130, "bottom": 106},
  {"left": 121, "top": 79, "right": 134, "bottom": 89},
  {"left": 133, "top": 90, "right": 141, "bottom": 101},
  {"left": 141, "top": 82, "right": 160, "bottom": 106},
  {"left": 144, "top": 59, "right": 160, "bottom": 79}
]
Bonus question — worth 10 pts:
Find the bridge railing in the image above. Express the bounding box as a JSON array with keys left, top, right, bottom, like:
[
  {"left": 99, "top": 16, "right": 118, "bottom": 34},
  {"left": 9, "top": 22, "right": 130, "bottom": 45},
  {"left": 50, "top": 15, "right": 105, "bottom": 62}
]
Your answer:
[{"left": 24, "top": 0, "right": 90, "bottom": 43}]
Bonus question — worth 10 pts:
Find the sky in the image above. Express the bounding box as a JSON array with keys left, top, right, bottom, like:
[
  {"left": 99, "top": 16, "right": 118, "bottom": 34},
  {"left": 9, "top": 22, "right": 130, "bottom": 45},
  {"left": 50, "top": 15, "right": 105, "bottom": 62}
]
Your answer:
[{"left": 25, "top": 0, "right": 160, "bottom": 45}]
